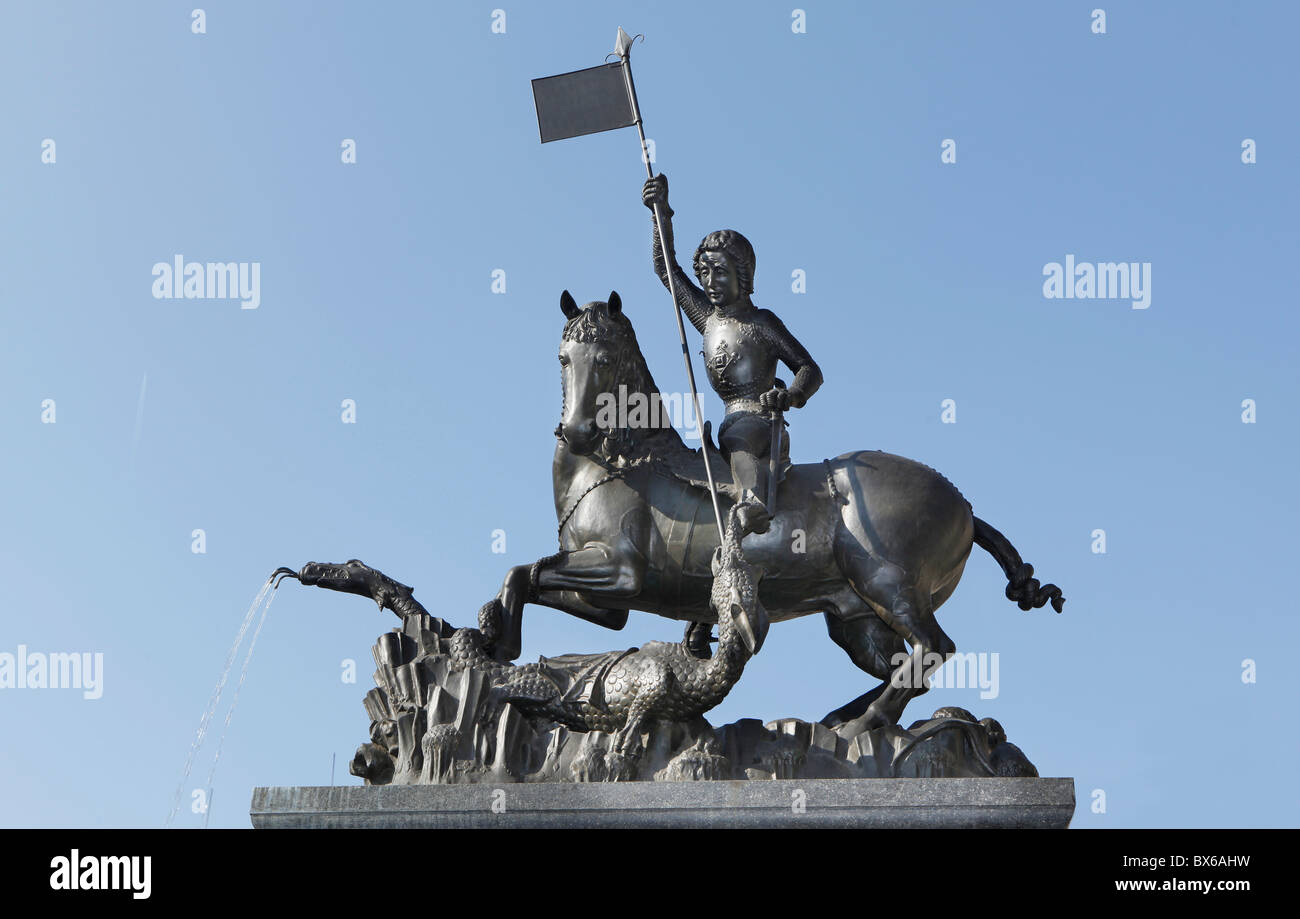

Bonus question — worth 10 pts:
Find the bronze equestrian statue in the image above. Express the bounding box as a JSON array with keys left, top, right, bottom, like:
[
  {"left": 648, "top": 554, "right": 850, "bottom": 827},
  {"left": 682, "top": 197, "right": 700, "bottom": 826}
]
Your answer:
[{"left": 484, "top": 290, "right": 1063, "bottom": 732}]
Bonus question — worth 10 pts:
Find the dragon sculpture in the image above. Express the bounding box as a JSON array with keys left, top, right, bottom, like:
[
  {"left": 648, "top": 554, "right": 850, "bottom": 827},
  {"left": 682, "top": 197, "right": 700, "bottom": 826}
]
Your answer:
[{"left": 279, "top": 502, "right": 766, "bottom": 777}]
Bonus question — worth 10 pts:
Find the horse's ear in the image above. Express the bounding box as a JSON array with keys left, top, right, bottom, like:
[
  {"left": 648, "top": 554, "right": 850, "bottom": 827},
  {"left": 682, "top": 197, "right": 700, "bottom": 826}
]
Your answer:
[
  {"left": 607, "top": 291, "right": 622, "bottom": 315},
  {"left": 560, "top": 290, "right": 580, "bottom": 320}
]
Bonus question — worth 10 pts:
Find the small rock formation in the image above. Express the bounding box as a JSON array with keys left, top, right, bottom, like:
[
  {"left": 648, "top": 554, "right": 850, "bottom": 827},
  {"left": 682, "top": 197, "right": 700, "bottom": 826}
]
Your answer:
[{"left": 349, "top": 604, "right": 1039, "bottom": 785}]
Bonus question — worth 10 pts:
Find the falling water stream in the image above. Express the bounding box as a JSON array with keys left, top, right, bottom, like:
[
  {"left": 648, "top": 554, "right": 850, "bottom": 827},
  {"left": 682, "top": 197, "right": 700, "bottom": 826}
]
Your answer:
[
  {"left": 199, "top": 581, "right": 280, "bottom": 823},
  {"left": 165, "top": 572, "right": 285, "bottom": 826}
]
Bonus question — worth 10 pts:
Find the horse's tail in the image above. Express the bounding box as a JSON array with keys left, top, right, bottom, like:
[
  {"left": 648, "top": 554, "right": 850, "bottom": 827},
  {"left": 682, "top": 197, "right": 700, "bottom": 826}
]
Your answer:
[{"left": 972, "top": 517, "right": 1065, "bottom": 613}]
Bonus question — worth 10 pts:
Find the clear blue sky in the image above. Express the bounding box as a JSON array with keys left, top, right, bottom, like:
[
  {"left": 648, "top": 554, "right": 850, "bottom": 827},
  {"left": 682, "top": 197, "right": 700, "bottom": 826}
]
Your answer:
[{"left": 1, "top": 1, "right": 1295, "bottom": 828}]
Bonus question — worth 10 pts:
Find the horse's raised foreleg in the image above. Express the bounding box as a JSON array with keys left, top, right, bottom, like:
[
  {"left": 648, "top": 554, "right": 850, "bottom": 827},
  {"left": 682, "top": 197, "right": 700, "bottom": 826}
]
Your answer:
[
  {"left": 487, "top": 544, "right": 641, "bottom": 661},
  {"left": 535, "top": 543, "right": 647, "bottom": 598}
]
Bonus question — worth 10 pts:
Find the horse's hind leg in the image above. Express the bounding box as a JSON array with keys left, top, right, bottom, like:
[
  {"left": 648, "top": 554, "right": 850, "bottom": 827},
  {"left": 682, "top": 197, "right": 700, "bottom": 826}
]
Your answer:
[
  {"left": 820, "top": 600, "right": 915, "bottom": 727},
  {"left": 836, "top": 550, "right": 955, "bottom": 729},
  {"left": 866, "top": 587, "right": 953, "bottom": 729}
]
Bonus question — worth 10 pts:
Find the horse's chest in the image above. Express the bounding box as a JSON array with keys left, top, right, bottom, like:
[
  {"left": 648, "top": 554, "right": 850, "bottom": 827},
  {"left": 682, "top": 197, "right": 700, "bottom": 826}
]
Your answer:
[{"left": 557, "top": 471, "right": 638, "bottom": 547}]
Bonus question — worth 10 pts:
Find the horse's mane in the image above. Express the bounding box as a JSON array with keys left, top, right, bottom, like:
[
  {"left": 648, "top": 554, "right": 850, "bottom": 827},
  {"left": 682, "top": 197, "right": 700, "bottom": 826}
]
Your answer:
[{"left": 562, "top": 302, "right": 700, "bottom": 466}]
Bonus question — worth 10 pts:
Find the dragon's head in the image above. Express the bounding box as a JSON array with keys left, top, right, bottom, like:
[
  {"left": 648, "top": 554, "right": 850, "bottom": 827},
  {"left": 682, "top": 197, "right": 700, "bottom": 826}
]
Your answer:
[{"left": 711, "top": 503, "right": 769, "bottom": 655}]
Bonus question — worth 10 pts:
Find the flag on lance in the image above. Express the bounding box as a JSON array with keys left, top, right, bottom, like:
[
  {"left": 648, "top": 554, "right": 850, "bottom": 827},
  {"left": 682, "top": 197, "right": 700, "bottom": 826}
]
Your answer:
[
  {"left": 531, "top": 62, "right": 637, "bottom": 143},
  {"left": 530, "top": 27, "right": 725, "bottom": 535}
]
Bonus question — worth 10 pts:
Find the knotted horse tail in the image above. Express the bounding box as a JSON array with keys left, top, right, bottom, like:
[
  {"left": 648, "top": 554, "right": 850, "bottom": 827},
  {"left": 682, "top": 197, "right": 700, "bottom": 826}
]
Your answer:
[{"left": 972, "top": 517, "right": 1066, "bottom": 613}]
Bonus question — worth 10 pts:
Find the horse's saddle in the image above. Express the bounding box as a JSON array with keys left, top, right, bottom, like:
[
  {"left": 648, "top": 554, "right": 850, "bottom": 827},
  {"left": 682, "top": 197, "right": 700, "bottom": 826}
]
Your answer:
[
  {"left": 536, "top": 648, "right": 638, "bottom": 711},
  {"left": 654, "top": 423, "right": 790, "bottom": 502}
]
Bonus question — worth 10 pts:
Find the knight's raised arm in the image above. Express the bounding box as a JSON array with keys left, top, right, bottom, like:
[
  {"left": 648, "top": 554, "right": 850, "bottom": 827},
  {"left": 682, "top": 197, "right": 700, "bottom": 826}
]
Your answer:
[{"left": 643, "top": 175, "right": 711, "bottom": 333}]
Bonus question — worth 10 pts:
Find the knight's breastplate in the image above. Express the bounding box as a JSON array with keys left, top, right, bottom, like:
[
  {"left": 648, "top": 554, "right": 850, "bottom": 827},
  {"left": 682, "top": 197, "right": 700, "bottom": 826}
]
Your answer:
[{"left": 702, "top": 315, "right": 776, "bottom": 405}]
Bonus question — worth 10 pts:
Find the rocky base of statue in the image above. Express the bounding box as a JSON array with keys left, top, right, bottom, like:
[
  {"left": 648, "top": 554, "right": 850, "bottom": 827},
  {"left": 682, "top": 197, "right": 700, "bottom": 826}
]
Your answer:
[{"left": 351, "top": 611, "right": 1040, "bottom": 785}]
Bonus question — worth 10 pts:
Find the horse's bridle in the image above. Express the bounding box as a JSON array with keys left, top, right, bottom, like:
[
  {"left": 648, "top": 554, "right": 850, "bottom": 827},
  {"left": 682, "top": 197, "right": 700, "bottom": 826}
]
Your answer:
[{"left": 557, "top": 337, "right": 632, "bottom": 454}]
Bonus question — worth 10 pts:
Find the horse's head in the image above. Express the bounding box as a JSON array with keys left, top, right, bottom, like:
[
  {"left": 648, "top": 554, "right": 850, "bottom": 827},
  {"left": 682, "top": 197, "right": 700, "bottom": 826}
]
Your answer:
[{"left": 557, "top": 289, "right": 653, "bottom": 456}]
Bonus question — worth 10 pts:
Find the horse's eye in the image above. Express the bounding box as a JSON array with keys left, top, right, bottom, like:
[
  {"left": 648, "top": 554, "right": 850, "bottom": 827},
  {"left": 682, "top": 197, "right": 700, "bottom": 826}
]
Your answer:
[
  {"left": 596, "top": 354, "right": 611, "bottom": 367},
  {"left": 558, "top": 354, "right": 569, "bottom": 365}
]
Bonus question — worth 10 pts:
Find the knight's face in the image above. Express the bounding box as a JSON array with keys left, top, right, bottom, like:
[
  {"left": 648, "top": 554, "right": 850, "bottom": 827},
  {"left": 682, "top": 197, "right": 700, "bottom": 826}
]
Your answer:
[{"left": 697, "top": 251, "right": 741, "bottom": 307}]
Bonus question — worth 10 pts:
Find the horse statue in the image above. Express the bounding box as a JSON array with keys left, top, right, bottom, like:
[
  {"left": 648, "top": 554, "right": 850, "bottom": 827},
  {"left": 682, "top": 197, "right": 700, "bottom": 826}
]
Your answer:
[{"left": 476, "top": 290, "right": 1064, "bottom": 732}]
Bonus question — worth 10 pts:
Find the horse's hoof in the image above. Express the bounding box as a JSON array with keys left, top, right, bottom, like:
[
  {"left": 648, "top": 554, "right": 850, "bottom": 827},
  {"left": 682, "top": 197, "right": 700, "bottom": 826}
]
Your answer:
[
  {"left": 859, "top": 704, "right": 895, "bottom": 732},
  {"left": 486, "top": 628, "right": 521, "bottom": 664}
]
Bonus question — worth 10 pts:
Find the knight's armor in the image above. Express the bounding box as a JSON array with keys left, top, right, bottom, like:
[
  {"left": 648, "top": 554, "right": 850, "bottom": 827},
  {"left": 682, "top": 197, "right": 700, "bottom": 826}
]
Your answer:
[
  {"left": 649, "top": 193, "right": 822, "bottom": 535},
  {"left": 703, "top": 314, "right": 781, "bottom": 409}
]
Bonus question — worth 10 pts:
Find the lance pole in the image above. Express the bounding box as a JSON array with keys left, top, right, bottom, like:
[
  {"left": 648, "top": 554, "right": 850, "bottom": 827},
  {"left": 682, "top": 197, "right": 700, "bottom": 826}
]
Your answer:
[{"left": 616, "top": 31, "right": 725, "bottom": 536}]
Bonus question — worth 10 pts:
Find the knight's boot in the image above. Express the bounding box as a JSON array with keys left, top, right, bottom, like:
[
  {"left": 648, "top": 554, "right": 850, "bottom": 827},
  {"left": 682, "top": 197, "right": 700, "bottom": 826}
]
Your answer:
[
  {"left": 729, "top": 452, "right": 771, "bottom": 535},
  {"left": 735, "top": 489, "right": 771, "bottom": 535}
]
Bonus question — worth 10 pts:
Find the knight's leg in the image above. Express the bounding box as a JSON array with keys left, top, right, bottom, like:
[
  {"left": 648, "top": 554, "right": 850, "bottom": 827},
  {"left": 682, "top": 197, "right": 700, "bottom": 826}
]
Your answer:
[
  {"left": 719, "top": 414, "right": 772, "bottom": 534},
  {"left": 729, "top": 448, "right": 765, "bottom": 503}
]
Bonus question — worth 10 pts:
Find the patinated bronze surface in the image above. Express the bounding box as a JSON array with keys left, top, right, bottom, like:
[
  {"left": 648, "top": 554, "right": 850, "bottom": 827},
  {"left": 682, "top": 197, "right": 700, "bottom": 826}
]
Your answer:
[
  {"left": 279, "top": 289, "right": 1063, "bottom": 781},
  {"left": 284, "top": 287, "right": 1061, "bottom": 755},
  {"left": 491, "top": 292, "right": 1062, "bottom": 731},
  {"left": 278, "top": 28, "right": 1066, "bottom": 781}
]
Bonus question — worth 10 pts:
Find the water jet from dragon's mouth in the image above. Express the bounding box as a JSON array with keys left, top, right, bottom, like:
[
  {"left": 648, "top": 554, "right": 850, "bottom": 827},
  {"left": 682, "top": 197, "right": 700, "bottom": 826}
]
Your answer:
[{"left": 164, "top": 571, "right": 285, "bottom": 827}]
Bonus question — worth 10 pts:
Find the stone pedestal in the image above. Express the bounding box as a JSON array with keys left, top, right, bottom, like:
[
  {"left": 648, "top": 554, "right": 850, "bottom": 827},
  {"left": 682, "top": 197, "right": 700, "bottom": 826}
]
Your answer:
[{"left": 251, "top": 777, "right": 1075, "bottom": 828}]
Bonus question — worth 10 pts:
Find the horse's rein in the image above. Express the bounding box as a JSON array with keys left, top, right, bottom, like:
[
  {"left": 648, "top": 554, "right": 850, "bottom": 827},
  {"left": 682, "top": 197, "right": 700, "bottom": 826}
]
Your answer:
[{"left": 555, "top": 343, "right": 629, "bottom": 543}]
